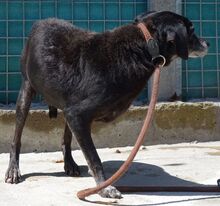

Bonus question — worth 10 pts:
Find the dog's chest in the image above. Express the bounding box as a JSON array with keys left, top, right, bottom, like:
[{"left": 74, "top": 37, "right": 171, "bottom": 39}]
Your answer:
[
  {"left": 95, "top": 78, "right": 147, "bottom": 122},
  {"left": 95, "top": 101, "right": 131, "bottom": 122}
]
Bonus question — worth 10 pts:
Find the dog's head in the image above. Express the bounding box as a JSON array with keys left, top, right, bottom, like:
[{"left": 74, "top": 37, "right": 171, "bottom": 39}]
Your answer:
[{"left": 135, "top": 11, "right": 209, "bottom": 65}]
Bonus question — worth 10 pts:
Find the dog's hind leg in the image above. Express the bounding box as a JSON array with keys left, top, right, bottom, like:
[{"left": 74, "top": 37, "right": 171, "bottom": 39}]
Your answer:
[
  {"left": 62, "top": 122, "right": 80, "bottom": 176},
  {"left": 48, "top": 105, "right": 58, "bottom": 118},
  {"left": 64, "top": 108, "right": 121, "bottom": 198},
  {"left": 5, "top": 80, "right": 34, "bottom": 184}
]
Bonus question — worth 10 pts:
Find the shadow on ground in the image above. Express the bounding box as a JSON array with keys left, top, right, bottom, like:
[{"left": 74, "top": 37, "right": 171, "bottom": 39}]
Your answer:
[
  {"left": 21, "top": 160, "right": 220, "bottom": 206},
  {"left": 101, "top": 161, "right": 220, "bottom": 206},
  {"left": 103, "top": 160, "right": 203, "bottom": 188},
  {"left": 21, "top": 165, "right": 90, "bottom": 180}
]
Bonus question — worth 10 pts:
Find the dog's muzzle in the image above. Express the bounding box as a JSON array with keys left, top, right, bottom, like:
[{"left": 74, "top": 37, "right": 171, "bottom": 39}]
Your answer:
[{"left": 189, "top": 39, "right": 209, "bottom": 58}]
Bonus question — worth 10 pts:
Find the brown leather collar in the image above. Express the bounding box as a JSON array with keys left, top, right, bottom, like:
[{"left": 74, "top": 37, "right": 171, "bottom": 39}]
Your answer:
[{"left": 137, "top": 22, "right": 153, "bottom": 42}]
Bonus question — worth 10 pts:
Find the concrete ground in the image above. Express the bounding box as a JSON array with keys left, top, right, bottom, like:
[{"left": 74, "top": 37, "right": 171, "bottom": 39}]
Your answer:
[{"left": 1, "top": 142, "right": 220, "bottom": 206}]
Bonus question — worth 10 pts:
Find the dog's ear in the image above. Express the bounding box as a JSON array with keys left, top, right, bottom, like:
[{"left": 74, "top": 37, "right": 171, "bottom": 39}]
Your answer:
[
  {"left": 166, "top": 25, "right": 188, "bottom": 60},
  {"left": 175, "top": 24, "right": 189, "bottom": 59},
  {"left": 174, "top": 26, "right": 189, "bottom": 59}
]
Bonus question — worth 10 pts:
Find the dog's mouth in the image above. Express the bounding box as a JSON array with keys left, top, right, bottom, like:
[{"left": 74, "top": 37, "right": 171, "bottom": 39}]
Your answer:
[{"left": 188, "top": 49, "right": 208, "bottom": 58}]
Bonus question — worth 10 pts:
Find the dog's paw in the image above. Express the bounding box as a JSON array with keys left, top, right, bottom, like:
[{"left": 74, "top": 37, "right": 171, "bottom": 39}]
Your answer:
[
  {"left": 99, "top": 185, "right": 122, "bottom": 199},
  {"left": 5, "top": 164, "right": 22, "bottom": 184},
  {"left": 64, "top": 161, "right": 80, "bottom": 177}
]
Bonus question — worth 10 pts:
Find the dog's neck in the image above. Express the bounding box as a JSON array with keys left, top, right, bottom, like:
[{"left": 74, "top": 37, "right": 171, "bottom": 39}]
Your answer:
[{"left": 137, "top": 23, "right": 166, "bottom": 67}]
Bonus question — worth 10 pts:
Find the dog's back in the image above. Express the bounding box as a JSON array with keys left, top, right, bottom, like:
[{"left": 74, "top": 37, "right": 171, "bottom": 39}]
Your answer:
[
  {"left": 20, "top": 19, "right": 92, "bottom": 107},
  {"left": 21, "top": 18, "right": 89, "bottom": 73}
]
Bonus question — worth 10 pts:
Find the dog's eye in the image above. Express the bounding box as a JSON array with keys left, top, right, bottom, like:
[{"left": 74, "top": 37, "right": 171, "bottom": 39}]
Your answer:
[
  {"left": 169, "top": 40, "right": 175, "bottom": 44},
  {"left": 190, "top": 26, "right": 195, "bottom": 34}
]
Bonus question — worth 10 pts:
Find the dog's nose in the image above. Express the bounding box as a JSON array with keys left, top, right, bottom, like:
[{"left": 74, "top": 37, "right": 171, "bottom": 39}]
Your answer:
[{"left": 200, "top": 39, "right": 209, "bottom": 48}]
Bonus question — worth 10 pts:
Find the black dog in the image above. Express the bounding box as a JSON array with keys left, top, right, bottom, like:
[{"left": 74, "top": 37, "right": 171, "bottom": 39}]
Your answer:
[{"left": 5, "top": 11, "right": 208, "bottom": 198}]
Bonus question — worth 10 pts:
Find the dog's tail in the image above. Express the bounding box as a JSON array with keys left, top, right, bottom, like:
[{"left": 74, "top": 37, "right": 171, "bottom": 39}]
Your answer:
[{"left": 48, "top": 106, "right": 58, "bottom": 118}]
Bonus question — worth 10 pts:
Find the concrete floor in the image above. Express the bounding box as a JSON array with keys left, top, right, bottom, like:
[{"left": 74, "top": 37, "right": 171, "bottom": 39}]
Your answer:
[{"left": 1, "top": 142, "right": 220, "bottom": 206}]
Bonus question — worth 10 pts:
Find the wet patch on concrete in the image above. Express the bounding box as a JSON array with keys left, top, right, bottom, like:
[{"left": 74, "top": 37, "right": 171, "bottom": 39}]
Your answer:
[
  {"left": 163, "top": 163, "right": 185, "bottom": 166},
  {"left": 207, "top": 151, "right": 220, "bottom": 156}
]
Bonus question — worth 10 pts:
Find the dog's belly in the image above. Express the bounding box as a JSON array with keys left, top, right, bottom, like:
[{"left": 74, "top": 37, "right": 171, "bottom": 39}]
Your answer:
[
  {"left": 94, "top": 94, "right": 135, "bottom": 123},
  {"left": 95, "top": 108, "right": 128, "bottom": 122}
]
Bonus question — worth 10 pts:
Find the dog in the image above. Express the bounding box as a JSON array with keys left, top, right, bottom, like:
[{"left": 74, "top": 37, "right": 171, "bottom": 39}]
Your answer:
[{"left": 5, "top": 11, "right": 208, "bottom": 198}]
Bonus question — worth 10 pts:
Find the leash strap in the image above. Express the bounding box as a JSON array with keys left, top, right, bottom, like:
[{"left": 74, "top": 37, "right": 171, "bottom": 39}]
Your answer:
[{"left": 77, "top": 23, "right": 164, "bottom": 200}]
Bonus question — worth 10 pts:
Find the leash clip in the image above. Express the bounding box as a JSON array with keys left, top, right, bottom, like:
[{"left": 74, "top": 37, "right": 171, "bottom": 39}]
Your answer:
[
  {"left": 152, "top": 55, "right": 166, "bottom": 69},
  {"left": 146, "top": 39, "right": 166, "bottom": 69}
]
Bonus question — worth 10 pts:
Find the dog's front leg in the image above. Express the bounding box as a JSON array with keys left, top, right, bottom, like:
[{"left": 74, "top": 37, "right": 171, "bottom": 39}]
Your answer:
[{"left": 64, "top": 108, "right": 121, "bottom": 198}]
